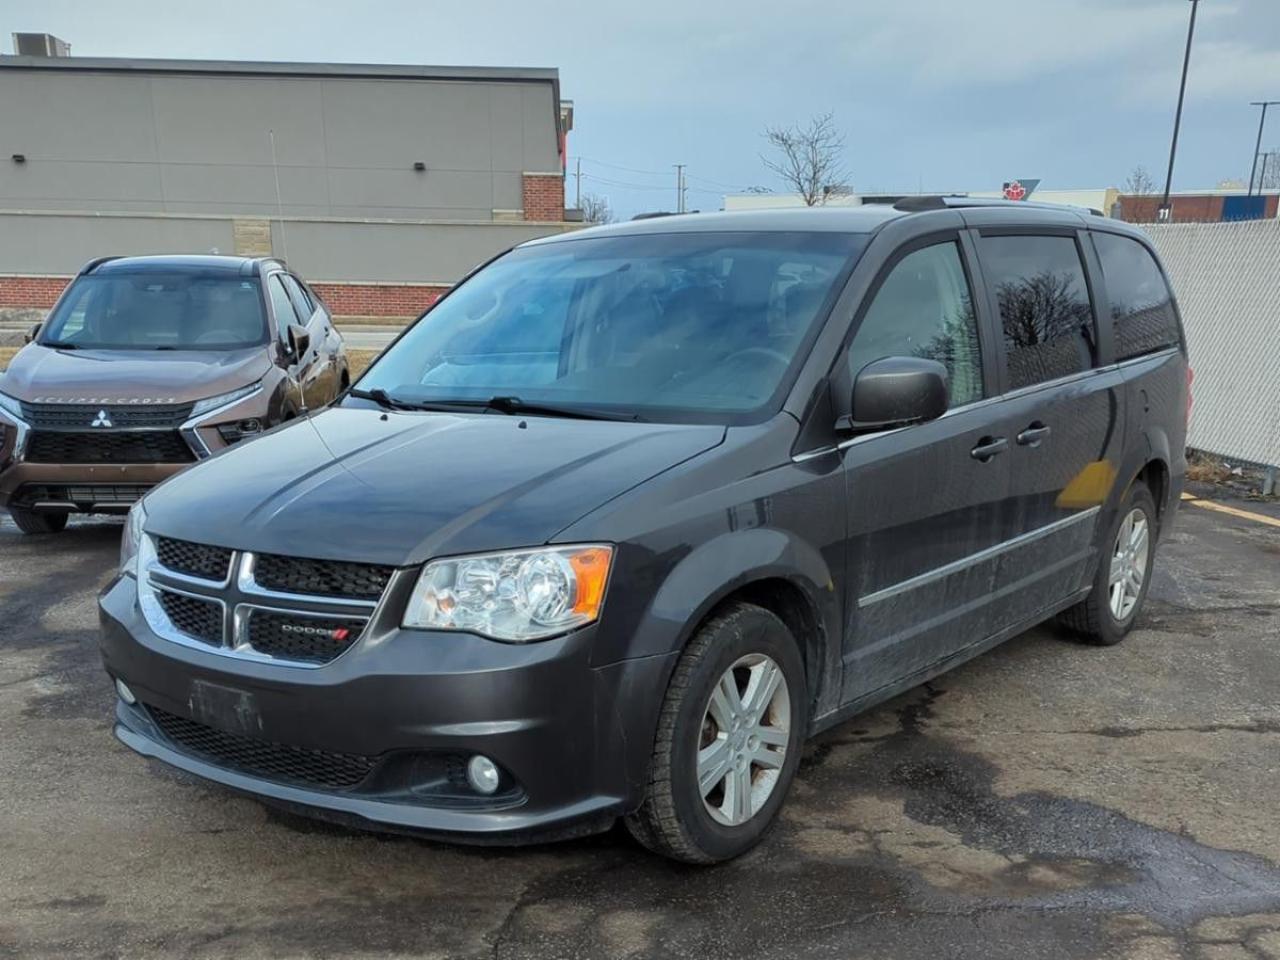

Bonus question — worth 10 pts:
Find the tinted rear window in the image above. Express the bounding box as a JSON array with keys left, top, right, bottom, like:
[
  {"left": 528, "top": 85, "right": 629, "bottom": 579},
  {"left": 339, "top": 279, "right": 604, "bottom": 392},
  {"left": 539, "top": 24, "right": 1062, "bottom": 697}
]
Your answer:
[
  {"left": 1092, "top": 232, "right": 1182, "bottom": 360},
  {"left": 980, "top": 235, "right": 1097, "bottom": 391}
]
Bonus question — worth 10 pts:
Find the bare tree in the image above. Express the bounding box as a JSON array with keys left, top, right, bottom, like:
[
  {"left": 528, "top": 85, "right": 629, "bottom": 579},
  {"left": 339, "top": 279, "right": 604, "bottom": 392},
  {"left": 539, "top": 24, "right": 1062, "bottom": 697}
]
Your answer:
[
  {"left": 761, "top": 113, "right": 849, "bottom": 206},
  {"left": 1123, "top": 165, "right": 1155, "bottom": 196},
  {"left": 579, "top": 193, "right": 615, "bottom": 224}
]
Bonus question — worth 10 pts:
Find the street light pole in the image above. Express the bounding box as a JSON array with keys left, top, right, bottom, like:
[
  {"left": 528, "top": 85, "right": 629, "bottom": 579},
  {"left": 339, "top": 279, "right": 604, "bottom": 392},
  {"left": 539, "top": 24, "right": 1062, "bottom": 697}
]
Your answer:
[
  {"left": 1159, "top": 0, "right": 1200, "bottom": 222},
  {"left": 1248, "top": 101, "right": 1280, "bottom": 195}
]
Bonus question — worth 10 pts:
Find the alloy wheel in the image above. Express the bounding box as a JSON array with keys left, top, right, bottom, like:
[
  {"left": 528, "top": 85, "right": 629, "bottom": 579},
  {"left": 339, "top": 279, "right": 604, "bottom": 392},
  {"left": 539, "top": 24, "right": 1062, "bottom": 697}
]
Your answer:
[
  {"left": 1109, "top": 507, "right": 1150, "bottom": 621},
  {"left": 696, "top": 653, "right": 791, "bottom": 827}
]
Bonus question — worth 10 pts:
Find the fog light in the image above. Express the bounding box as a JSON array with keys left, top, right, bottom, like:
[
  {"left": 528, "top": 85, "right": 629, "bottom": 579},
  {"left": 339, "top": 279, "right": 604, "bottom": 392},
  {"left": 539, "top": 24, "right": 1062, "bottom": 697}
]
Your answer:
[
  {"left": 115, "top": 678, "right": 136, "bottom": 705},
  {"left": 466, "top": 755, "right": 500, "bottom": 795}
]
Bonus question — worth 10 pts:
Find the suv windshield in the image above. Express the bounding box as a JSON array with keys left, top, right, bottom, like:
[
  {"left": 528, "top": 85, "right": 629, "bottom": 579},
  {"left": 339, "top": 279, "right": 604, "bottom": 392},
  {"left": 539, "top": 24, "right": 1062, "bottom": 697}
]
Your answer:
[
  {"left": 356, "top": 231, "right": 865, "bottom": 422},
  {"left": 39, "top": 272, "right": 268, "bottom": 351}
]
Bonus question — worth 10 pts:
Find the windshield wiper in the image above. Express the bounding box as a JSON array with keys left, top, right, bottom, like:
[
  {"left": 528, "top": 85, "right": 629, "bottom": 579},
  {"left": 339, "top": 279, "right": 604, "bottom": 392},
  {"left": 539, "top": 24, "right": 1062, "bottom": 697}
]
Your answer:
[
  {"left": 478, "top": 395, "right": 644, "bottom": 422},
  {"left": 40, "top": 340, "right": 79, "bottom": 350},
  {"left": 348, "top": 387, "right": 424, "bottom": 411}
]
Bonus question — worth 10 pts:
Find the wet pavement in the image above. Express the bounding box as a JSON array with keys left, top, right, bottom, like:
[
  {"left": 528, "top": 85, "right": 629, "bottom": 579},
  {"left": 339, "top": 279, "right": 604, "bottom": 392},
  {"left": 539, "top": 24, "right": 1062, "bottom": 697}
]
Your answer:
[{"left": 2, "top": 502, "right": 1279, "bottom": 959}]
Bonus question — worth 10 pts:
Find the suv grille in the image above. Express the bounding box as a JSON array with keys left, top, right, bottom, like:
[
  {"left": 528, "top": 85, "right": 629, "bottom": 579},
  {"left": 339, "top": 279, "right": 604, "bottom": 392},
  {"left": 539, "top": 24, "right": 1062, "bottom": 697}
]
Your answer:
[
  {"left": 156, "top": 537, "right": 232, "bottom": 582},
  {"left": 20, "top": 402, "right": 193, "bottom": 429},
  {"left": 157, "top": 590, "right": 223, "bottom": 647},
  {"left": 146, "top": 706, "right": 376, "bottom": 790},
  {"left": 245, "top": 610, "right": 367, "bottom": 665},
  {"left": 26, "top": 430, "right": 194, "bottom": 464},
  {"left": 254, "top": 553, "right": 393, "bottom": 602}
]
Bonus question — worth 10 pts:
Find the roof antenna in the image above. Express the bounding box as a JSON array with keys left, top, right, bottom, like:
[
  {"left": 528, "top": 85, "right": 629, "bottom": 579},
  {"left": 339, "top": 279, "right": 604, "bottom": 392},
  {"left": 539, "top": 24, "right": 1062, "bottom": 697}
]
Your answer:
[{"left": 268, "top": 129, "right": 289, "bottom": 262}]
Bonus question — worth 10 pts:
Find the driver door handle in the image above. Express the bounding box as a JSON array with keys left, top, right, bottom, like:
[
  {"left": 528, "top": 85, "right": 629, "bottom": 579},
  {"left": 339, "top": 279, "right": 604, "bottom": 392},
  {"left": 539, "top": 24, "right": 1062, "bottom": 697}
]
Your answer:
[
  {"left": 1017, "top": 423, "right": 1052, "bottom": 446},
  {"left": 970, "top": 436, "right": 1008, "bottom": 462}
]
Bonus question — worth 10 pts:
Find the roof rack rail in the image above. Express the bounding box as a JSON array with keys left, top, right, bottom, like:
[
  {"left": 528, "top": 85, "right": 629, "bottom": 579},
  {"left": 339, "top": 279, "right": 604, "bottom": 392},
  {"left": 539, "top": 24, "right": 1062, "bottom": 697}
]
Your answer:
[
  {"left": 890, "top": 195, "right": 1103, "bottom": 217},
  {"left": 80, "top": 255, "right": 122, "bottom": 275}
]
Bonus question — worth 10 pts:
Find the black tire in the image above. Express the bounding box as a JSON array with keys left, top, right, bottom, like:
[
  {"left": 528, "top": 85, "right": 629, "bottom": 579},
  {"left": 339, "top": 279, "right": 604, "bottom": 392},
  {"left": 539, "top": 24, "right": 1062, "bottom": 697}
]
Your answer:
[
  {"left": 625, "top": 601, "right": 807, "bottom": 864},
  {"left": 8, "top": 507, "right": 69, "bottom": 535},
  {"left": 1057, "top": 480, "right": 1157, "bottom": 645}
]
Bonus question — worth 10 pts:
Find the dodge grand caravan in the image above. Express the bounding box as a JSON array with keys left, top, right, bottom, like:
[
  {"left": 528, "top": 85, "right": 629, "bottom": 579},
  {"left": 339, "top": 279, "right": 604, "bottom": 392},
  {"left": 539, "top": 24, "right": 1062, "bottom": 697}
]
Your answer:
[
  {"left": 99, "top": 201, "right": 1189, "bottom": 863},
  {"left": 0, "top": 255, "right": 348, "bottom": 533}
]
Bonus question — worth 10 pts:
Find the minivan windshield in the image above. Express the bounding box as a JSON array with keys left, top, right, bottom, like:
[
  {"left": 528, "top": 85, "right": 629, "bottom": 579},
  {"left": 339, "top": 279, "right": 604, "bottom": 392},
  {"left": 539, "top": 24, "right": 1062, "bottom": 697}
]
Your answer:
[
  {"left": 355, "top": 231, "right": 865, "bottom": 422},
  {"left": 38, "top": 272, "right": 269, "bottom": 351}
]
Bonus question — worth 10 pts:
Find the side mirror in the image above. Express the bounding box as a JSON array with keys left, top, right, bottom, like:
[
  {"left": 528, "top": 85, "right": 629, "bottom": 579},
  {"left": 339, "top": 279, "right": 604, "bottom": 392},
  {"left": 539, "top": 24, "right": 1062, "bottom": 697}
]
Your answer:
[
  {"left": 287, "top": 323, "right": 311, "bottom": 359},
  {"left": 24, "top": 322, "right": 40, "bottom": 344},
  {"left": 844, "top": 356, "right": 949, "bottom": 432}
]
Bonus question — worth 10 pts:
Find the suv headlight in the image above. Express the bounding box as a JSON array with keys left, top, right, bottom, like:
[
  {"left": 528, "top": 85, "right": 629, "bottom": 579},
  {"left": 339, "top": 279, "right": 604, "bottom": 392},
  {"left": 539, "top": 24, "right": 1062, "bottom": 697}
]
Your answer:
[
  {"left": 120, "top": 500, "right": 147, "bottom": 576},
  {"left": 403, "top": 544, "right": 613, "bottom": 642},
  {"left": 0, "top": 391, "right": 24, "bottom": 421},
  {"left": 190, "top": 382, "right": 260, "bottom": 418}
]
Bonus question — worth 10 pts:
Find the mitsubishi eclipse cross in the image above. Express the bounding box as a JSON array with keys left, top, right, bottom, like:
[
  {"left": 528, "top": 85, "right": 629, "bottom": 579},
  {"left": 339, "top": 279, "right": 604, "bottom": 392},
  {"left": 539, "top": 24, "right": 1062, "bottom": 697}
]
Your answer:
[
  {"left": 99, "top": 201, "right": 1189, "bottom": 863},
  {"left": 0, "top": 255, "right": 348, "bottom": 533}
]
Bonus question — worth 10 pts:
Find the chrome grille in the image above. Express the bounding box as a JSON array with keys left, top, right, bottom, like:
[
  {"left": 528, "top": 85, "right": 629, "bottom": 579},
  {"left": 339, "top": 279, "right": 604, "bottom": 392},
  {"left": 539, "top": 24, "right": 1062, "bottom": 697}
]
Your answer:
[
  {"left": 253, "top": 553, "right": 393, "bottom": 602},
  {"left": 244, "top": 609, "right": 367, "bottom": 664},
  {"left": 20, "top": 401, "right": 194, "bottom": 429},
  {"left": 140, "top": 538, "right": 391, "bottom": 667},
  {"left": 156, "top": 591, "right": 223, "bottom": 647},
  {"left": 155, "top": 537, "right": 232, "bottom": 582}
]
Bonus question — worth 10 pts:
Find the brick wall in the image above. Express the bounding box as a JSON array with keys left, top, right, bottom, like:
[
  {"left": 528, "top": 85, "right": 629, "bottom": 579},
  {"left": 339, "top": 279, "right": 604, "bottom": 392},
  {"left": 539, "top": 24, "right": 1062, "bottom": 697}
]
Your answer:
[
  {"left": 309, "top": 283, "right": 449, "bottom": 319},
  {"left": 0, "top": 276, "right": 70, "bottom": 309},
  {"left": 0, "top": 275, "right": 449, "bottom": 321},
  {"left": 522, "top": 173, "right": 566, "bottom": 222}
]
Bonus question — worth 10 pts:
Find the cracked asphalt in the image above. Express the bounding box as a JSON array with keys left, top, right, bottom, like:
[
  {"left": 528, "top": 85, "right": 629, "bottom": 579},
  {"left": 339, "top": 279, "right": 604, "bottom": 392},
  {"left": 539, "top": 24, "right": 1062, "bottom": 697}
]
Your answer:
[{"left": 2, "top": 500, "right": 1279, "bottom": 960}]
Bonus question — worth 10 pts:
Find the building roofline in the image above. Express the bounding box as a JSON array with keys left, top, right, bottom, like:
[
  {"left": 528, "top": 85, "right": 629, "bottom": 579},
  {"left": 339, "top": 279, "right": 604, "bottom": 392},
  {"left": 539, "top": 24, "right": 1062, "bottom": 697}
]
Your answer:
[
  {"left": 0, "top": 53, "right": 558, "bottom": 84},
  {"left": 0, "top": 53, "right": 564, "bottom": 141}
]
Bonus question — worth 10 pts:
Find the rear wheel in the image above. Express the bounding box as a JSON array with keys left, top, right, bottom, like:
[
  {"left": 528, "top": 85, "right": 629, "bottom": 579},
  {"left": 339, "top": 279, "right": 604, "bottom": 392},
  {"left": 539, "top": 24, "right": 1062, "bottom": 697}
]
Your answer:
[
  {"left": 8, "top": 507, "right": 68, "bottom": 535},
  {"left": 625, "top": 602, "right": 806, "bottom": 864},
  {"left": 1058, "top": 481, "right": 1157, "bottom": 645}
]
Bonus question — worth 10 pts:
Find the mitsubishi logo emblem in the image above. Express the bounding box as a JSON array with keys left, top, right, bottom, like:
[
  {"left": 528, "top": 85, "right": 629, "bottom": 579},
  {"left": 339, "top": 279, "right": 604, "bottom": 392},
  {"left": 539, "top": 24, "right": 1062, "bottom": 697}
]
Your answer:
[{"left": 90, "top": 409, "right": 113, "bottom": 428}]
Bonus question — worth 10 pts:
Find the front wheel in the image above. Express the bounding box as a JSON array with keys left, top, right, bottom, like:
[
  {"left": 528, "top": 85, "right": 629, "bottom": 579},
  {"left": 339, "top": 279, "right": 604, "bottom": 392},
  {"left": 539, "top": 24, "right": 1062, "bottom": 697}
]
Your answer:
[
  {"left": 1058, "top": 480, "right": 1157, "bottom": 645},
  {"left": 8, "top": 507, "right": 69, "bottom": 535},
  {"left": 625, "top": 602, "right": 807, "bottom": 864}
]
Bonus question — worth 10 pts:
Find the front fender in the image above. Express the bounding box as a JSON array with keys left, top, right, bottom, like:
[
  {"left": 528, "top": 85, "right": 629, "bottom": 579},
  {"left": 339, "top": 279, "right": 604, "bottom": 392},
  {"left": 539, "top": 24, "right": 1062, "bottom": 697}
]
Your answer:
[{"left": 596, "top": 527, "right": 842, "bottom": 717}]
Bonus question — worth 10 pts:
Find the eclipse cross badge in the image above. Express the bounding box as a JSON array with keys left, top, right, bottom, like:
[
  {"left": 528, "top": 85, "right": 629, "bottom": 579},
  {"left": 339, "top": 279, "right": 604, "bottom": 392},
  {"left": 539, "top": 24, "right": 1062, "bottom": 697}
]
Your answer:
[{"left": 90, "top": 409, "right": 113, "bottom": 428}]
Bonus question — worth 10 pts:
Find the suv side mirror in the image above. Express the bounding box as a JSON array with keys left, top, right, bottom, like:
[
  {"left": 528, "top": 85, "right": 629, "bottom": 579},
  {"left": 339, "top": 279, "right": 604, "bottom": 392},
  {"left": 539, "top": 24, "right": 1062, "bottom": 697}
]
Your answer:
[
  {"left": 287, "top": 323, "right": 311, "bottom": 359},
  {"left": 844, "top": 356, "right": 949, "bottom": 432},
  {"left": 24, "top": 322, "right": 40, "bottom": 344}
]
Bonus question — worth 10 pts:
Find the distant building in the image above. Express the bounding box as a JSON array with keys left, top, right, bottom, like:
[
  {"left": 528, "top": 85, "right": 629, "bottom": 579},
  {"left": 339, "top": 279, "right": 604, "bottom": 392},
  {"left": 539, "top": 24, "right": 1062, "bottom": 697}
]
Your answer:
[
  {"left": 0, "top": 39, "right": 577, "bottom": 319},
  {"left": 723, "top": 185, "right": 1279, "bottom": 224},
  {"left": 1116, "top": 190, "right": 1279, "bottom": 223}
]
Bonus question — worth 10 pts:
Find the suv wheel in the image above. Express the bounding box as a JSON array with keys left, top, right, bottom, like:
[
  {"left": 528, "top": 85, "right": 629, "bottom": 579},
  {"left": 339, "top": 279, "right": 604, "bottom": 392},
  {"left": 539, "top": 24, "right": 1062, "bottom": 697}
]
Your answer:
[
  {"left": 1058, "top": 480, "right": 1157, "bottom": 645},
  {"left": 8, "top": 507, "right": 69, "bottom": 535},
  {"left": 626, "top": 601, "right": 806, "bottom": 864}
]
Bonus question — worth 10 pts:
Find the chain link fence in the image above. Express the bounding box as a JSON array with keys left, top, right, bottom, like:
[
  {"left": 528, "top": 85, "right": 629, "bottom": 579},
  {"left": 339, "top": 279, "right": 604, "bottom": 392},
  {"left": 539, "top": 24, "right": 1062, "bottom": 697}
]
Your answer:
[{"left": 1142, "top": 219, "right": 1280, "bottom": 475}]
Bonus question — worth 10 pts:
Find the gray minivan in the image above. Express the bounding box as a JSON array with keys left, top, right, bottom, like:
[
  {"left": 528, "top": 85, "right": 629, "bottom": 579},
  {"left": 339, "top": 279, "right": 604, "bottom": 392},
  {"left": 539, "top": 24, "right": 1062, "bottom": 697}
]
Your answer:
[{"left": 100, "top": 200, "right": 1189, "bottom": 863}]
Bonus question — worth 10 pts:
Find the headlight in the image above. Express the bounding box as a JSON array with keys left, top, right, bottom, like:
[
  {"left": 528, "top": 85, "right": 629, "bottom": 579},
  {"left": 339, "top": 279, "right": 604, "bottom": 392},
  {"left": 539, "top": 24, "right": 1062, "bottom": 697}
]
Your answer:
[
  {"left": 120, "top": 500, "right": 147, "bottom": 576},
  {"left": 0, "top": 391, "right": 24, "bottom": 420},
  {"left": 190, "top": 382, "right": 260, "bottom": 418},
  {"left": 403, "top": 544, "right": 613, "bottom": 641}
]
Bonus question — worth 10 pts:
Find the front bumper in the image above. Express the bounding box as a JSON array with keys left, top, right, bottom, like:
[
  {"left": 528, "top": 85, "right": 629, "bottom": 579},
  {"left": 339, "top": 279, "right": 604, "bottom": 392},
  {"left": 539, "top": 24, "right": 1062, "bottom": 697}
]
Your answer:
[{"left": 99, "top": 574, "right": 674, "bottom": 842}]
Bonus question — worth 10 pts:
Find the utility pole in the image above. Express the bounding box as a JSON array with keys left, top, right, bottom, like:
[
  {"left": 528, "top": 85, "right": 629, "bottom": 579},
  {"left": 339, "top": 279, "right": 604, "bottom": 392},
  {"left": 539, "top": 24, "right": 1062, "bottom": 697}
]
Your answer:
[
  {"left": 574, "top": 157, "right": 582, "bottom": 209},
  {"left": 1248, "top": 101, "right": 1280, "bottom": 195},
  {"left": 674, "top": 164, "right": 686, "bottom": 214},
  {"left": 1159, "top": 0, "right": 1200, "bottom": 222}
]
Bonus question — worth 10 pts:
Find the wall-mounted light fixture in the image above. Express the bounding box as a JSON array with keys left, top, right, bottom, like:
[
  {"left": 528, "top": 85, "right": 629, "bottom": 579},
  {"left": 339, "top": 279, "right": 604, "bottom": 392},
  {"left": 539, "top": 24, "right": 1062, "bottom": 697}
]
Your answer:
[
  {"left": 11, "top": 154, "right": 26, "bottom": 164},
  {"left": 413, "top": 161, "right": 426, "bottom": 172}
]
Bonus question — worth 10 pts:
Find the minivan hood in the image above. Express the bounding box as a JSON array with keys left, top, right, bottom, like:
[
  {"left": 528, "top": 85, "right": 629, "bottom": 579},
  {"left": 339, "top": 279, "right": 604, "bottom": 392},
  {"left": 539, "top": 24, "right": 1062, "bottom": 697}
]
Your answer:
[
  {"left": 144, "top": 406, "right": 725, "bottom": 566},
  {"left": 0, "top": 344, "right": 271, "bottom": 404}
]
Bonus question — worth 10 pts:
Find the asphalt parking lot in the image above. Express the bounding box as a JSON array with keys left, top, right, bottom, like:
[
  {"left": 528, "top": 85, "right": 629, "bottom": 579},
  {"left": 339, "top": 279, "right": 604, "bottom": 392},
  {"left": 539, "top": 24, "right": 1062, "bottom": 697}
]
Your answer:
[{"left": 2, "top": 499, "right": 1280, "bottom": 960}]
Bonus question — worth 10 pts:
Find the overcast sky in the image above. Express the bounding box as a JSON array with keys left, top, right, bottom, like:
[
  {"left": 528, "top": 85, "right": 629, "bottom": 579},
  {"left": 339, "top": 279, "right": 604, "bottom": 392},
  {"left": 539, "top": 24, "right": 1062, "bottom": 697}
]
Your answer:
[{"left": 5, "top": 0, "right": 1280, "bottom": 218}]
